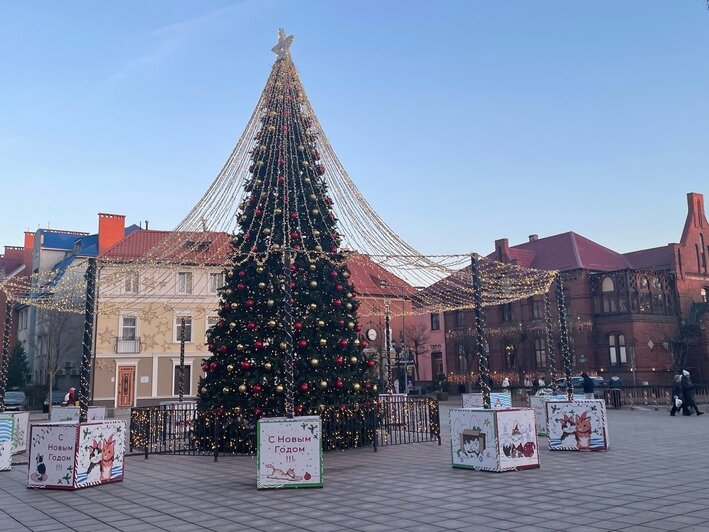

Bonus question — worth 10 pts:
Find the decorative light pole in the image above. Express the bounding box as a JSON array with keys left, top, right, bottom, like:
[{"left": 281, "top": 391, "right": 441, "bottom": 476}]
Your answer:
[
  {"left": 178, "top": 318, "right": 185, "bottom": 402},
  {"left": 470, "top": 254, "right": 491, "bottom": 409},
  {"left": 0, "top": 300, "right": 12, "bottom": 412}
]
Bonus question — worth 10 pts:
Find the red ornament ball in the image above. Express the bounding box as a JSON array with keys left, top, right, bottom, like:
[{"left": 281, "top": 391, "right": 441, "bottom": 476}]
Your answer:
[
  {"left": 361, "top": 341, "right": 368, "bottom": 348},
  {"left": 295, "top": 405, "right": 303, "bottom": 415},
  {"left": 290, "top": 212, "right": 298, "bottom": 220},
  {"left": 335, "top": 356, "right": 344, "bottom": 365},
  {"left": 335, "top": 284, "right": 343, "bottom": 291},
  {"left": 237, "top": 283, "right": 246, "bottom": 291},
  {"left": 289, "top": 263, "right": 296, "bottom": 272},
  {"left": 254, "top": 340, "right": 264, "bottom": 349},
  {"left": 367, "top": 359, "right": 376, "bottom": 367},
  {"left": 339, "top": 339, "right": 348, "bottom": 348},
  {"left": 210, "top": 362, "right": 218, "bottom": 371},
  {"left": 241, "top": 361, "right": 251, "bottom": 370},
  {"left": 202, "top": 364, "right": 209, "bottom": 372},
  {"left": 355, "top": 324, "right": 362, "bottom": 333},
  {"left": 247, "top": 321, "right": 256, "bottom": 330},
  {"left": 298, "top": 339, "right": 308, "bottom": 348},
  {"left": 300, "top": 383, "right": 309, "bottom": 392},
  {"left": 238, "top": 271, "right": 246, "bottom": 278},
  {"left": 254, "top": 408, "right": 262, "bottom": 416},
  {"left": 333, "top": 299, "right": 342, "bottom": 307},
  {"left": 219, "top": 345, "right": 228, "bottom": 353},
  {"left": 336, "top": 379, "right": 344, "bottom": 389},
  {"left": 290, "top": 231, "right": 300, "bottom": 239},
  {"left": 304, "top": 472, "right": 311, "bottom": 481},
  {"left": 252, "top": 384, "right": 262, "bottom": 393},
  {"left": 330, "top": 270, "right": 338, "bottom": 279},
  {"left": 294, "top": 322, "right": 303, "bottom": 331},
  {"left": 246, "top": 298, "right": 254, "bottom": 307}
]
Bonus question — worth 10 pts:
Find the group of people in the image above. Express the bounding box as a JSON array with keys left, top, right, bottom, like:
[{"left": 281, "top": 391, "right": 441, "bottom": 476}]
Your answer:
[{"left": 670, "top": 370, "right": 703, "bottom": 416}]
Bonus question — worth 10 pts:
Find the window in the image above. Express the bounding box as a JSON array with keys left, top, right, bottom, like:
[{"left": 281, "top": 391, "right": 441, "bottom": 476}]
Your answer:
[
  {"left": 457, "top": 344, "right": 469, "bottom": 372},
  {"left": 531, "top": 299, "right": 543, "bottom": 320},
  {"left": 638, "top": 277, "right": 650, "bottom": 313},
  {"left": 177, "top": 272, "right": 193, "bottom": 294},
  {"left": 209, "top": 272, "right": 225, "bottom": 294},
  {"left": 503, "top": 342, "right": 516, "bottom": 370},
  {"left": 601, "top": 277, "right": 617, "bottom": 313},
  {"left": 702, "top": 288, "right": 708, "bottom": 304},
  {"left": 173, "top": 364, "right": 192, "bottom": 396},
  {"left": 608, "top": 333, "right": 627, "bottom": 366},
  {"left": 534, "top": 338, "right": 547, "bottom": 368},
  {"left": 455, "top": 311, "right": 464, "bottom": 329},
  {"left": 18, "top": 308, "right": 28, "bottom": 331},
  {"left": 174, "top": 315, "right": 193, "bottom": 343},
  {"left": 206, "top": 315, "right": 220, "bottom": 341},
  {"left": 501, "top": 303, "right": 513, "bottom": 322},
  {"left": 124, "top": 272, "right": 139, "bottom": 294},
  {"left": 430, "top": 313, "right": 440, "bottom": 331},
  {"left": 120, "top": 316, "right": 137, "bottom": 340}
]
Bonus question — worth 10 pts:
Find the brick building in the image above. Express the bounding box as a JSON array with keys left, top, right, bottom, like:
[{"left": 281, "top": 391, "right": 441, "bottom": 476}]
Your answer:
[{"left": 443, "top": 192, "right": 709, "bottom": 389}]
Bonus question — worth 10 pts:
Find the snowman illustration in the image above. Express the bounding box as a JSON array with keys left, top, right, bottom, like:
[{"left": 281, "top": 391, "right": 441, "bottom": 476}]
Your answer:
[{"left": 30, "top": 454, "right": 47, "bottom": 482}]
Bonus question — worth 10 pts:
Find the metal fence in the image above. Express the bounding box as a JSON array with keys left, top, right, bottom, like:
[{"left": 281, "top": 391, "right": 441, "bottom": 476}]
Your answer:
[{"left": 129, "top": 396, "right": 440, "bottom": 459}]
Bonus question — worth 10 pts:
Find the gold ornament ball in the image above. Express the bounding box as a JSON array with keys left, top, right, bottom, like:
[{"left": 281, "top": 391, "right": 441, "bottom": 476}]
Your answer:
[
  {"left": 256, "top": 267, "right": 264, "bottom": 273},
  {"left": 256, "top": 179, "right": 263, "bottom": 186},
  {"left": 238, "top": 384, "right": 247, "bottom": 393},
  {"left": 227, "top": 364, "right": 234, "bottom": 372},
  {"left": 274, "top": 208, "right": 282, "bottom": 215},
  {"left": 346, "top": 292, "right": 352, "bottom": 298},
  {"left": 256, "top": 161, "right": 264, "bottom": 167},
  {"left": 226, "top": 289, "right": 233, "bottom": 295},
  {"left": 318, "top": 404, "right": 326, "bottom": 412},
  {"left": 227, "top": 271, "right": 233, "bottom": 278},
  {"left": 237, "top": 344, "right": 244, "bottom": 351},
  {"left": 342, "top": 271, "right": 350, "bottom": 279},
  {"left": 309, "top": 303, "right": 317, "bottom": 310},
  {"left": 315, "top": 245, "right": 323, "bottom": 252},
  {"left": 345, "top": 303, "right": 352, "bottom": 310},
  {"left": 319, "top": 381, "right": 328, "bottom": 390},
  {"left": 347, "top": 322, "right": 355, "bottom": 329},
  {"left": 276, "top": 385, "right": 284, "bottom": 393},
  {"left": 269, "top": 110, "right": 277, "bottom": 117},
  {"left": 259, "top": 282, "right": 266, "bottom": 289},
  {"left": 353, "top": 383, "right": 361, "bottom": 391},
  {"left": 263, "top": 228, "right": 271, "bottom": 235},
  {"left": 298, "top": 145, "right": 305, "bottom": 152},
  {"left": 304, "top": 177, "right": 311, "bottom": 184},
  {"left": 309, "top": 264, "right": 317, "bottom": 271},
  {"left": 200, "top": 387, "right": 208, "bottom": 394},
  {"left": 311, "top": 208, "right": 319, "bottom": 216},
  {"left": 280, "top": 342, "right": 287, "bottom": 350},
  {"left": 259, "top": 145, "right": 267, "bottom": 152},
  {"left": 309, "top": 280, "right": 318, "bottom": 288},
  {"left": 267, "top": 320, "right": 276, "bottom": 328},
  {"left": 229, "top": 322, "right": 236, "bottom": 330},
  {"left": 313, "top": 230, "right": 321, "bottom": 237},
  {"left": 267, "top": 299, "right": 275, "bottom": 307},
  {"left": 231, "top": 303, "right": 238, "bottom": 310},
  {"left": 310, "top": 358, "right": 319, "bottom": 366},
  {"left": 354, "top": 339, "right": 360, "bottom": 346},
  {"left": 373, "top": 385, "right": 378, "bottom": 391},
  {"left": 271, "top": 243, "right": 281, "bottom": 250},
  {"left": 319, "top": 338, "right": 327, "bottom": 346},
  {"left": 350, "top": 356, "right": 358, "bottom": 364},
  {"left": 268, "top": 125, "right": 275, "bottom": 132},
  {"left": 264, "top": 362, "right": 272, "bottom": 370},
  {"left": 223, "top": 387, "right": 230, "bottom": 394},
  {"left": 309, "top": 193, "right": 317, "bottom": 201},
  {"left": 317, "top": 320, "right": 325, "bottom": 327},
  {"left": 302, "top": 161, "right": 310, "bottom": 167}
]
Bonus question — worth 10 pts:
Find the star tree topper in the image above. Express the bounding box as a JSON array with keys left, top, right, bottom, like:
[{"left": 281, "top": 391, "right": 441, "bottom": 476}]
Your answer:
[{"left": 271, "top": 28, "right": 294, "bottom": 59}]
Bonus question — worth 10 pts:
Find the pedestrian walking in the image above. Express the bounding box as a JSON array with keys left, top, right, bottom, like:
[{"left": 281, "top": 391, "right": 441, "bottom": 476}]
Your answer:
[
  {"left": 608, "top": 375, "right": 623, "bottom": 408},
  {"left": 531, "top": 377, "right": 539, "bottom": 396},
  {"left": 681, "top": 370, "right": 703, "bottom": 416},
  {"left": 63, "top": 387, "right": 76, "bottom": 406},
  {"left": 581, "top": 372, "right": 595, "bottom": 395},
  {"left": 670, "top": 374, "right": 683, "bottom": 416}
]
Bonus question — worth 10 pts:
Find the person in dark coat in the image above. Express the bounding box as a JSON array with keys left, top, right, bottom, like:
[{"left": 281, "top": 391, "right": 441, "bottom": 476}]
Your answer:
[
  {"left": 581, "top": 372, "right": 594, "bottom": 394},
  {"left": 670, "top": 374, "right": 683, "bottom": 416},
  {"left": 681, "top": 370, "right": 703, "bottom": 416},
  {"left": 531, "top": 378, "right": 539, "bottom": 396}
]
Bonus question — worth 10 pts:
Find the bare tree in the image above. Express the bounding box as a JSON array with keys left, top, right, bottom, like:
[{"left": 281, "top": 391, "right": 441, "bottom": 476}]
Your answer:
[{"left": 30, "top": 309, "right": 82, "bottom": 415}]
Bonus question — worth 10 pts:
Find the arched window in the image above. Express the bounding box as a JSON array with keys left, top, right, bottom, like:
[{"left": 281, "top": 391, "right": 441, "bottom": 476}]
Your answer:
[
  {"left": 651, "top": 276, "right": 666, "bottom": 314},
  {"left": 608, "top": 333, "right": 627, "bottom": 367},
  {"left": 602, "top": 277, "right": 617, "bottom": 313},
  {"left": 638, "top": 276, "right": 650, "bottom": 313},
  {"left": 457, "top": 343, "right": 469, "bottom": 372}
]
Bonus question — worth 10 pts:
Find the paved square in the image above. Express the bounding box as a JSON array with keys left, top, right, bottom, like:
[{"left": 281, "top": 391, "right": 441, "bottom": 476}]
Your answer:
[{"left": 1, "top": 402, "right": 708, "bottom": 531}]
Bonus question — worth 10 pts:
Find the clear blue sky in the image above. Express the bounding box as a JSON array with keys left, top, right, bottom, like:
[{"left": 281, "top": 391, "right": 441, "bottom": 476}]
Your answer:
[{"left": 1, "top": 1, "right": 708, "bottom": 256}]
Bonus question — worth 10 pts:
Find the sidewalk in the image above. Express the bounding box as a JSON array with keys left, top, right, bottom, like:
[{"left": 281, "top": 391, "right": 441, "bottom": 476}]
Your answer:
[{"left": 1, "top": 405, "right": 708, "bottom": 531}]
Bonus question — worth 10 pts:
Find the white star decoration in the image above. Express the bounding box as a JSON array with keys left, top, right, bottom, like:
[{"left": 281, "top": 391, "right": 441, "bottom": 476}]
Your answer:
[{"left": 271, "top": 28, "right": 294, "bottom": 59}]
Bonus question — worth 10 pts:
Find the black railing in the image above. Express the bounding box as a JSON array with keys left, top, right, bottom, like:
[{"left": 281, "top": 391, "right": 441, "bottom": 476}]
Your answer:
[
  {"left": 129, "top": 396, "right": 440, "bottom": 459},
  {"left": 115, "top": 337, "right": 141, "bottom": 354}
]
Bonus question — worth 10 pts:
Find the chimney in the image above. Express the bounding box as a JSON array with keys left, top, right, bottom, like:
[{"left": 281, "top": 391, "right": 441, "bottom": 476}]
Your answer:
[
  {"left": 687, "top": 192, "right": 706, "bottom": 229},
  {"left": 529, "top": 234, "right": 538, "bottom": 242},
  {"left": 98, "top": 213, "right": 126, "bottom": 254},
  {"left": 494, "top": 238, "right": 510, "bottom": 262},
  {"left": 23, "top": 231, "right": 34, "bottom": 270}
]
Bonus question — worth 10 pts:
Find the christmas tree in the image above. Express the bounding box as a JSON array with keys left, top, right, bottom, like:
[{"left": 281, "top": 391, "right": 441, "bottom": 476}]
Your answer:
[{"left": 197, "top": 30, "right": 378, "bottom": 423}]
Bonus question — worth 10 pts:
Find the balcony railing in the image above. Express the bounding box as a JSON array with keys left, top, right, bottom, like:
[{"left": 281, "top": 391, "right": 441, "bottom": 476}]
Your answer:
[{"left": 115, "top": 337, "right": 142, "bottom": 354}]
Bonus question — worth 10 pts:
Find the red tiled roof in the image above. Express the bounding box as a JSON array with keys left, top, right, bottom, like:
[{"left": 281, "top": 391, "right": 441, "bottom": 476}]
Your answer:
[
  {"left": 498, "top": 232, "right": 632, "bottom": 272},
  {"left": 99, "top": 230, "right": 417, "bottom": 295},
  {"left": 623, "top": 246, "right": 673, "bottom": 271}
]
